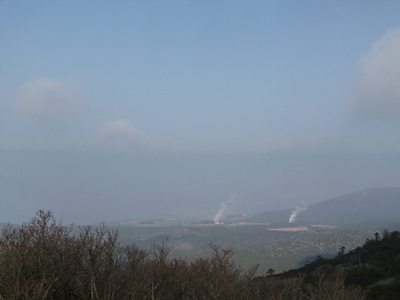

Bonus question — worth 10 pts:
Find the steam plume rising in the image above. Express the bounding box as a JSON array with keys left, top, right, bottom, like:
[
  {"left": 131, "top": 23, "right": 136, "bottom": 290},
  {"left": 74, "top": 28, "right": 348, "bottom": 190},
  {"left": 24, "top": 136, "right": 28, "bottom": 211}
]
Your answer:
[
  {"left": 289, "top": 205, "right": 307, "bottom": 223},
  {"left": 213, "top": 194, "right": 235, "bottom": 224}
]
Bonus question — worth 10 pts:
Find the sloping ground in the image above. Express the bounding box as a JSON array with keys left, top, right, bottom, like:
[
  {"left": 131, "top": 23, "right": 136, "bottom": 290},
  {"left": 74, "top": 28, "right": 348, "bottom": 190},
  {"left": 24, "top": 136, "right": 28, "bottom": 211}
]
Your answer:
[
  {"left": 280, "top": 230, "right": 400, "bottom": 300},
  {"left": 247, "top": 187, "right": 400, "bottom": 227}
]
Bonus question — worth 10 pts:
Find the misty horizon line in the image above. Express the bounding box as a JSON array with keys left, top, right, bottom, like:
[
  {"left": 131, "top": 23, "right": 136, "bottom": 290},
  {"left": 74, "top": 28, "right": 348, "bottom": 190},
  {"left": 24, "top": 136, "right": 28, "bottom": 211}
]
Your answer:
[{"left": 3, "top": 186, "right": 398, "bottom": 227}]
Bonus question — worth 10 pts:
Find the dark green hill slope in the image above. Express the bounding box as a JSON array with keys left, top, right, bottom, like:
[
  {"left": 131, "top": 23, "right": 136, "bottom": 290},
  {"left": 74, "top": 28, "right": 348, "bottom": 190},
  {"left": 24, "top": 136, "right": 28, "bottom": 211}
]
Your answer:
[
  {"left": 247, "top": 187, "right": 400, "bottom": 227},
  {"left": 281, "top": 230, "right": 400, "bottom": 300}
]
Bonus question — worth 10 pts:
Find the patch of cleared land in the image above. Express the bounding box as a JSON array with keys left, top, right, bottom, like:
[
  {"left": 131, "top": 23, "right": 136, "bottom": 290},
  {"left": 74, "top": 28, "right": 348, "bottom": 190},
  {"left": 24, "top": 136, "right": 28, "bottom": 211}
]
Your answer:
[{"left": 267, "top": 226, "right": 309, "bottom": 232}]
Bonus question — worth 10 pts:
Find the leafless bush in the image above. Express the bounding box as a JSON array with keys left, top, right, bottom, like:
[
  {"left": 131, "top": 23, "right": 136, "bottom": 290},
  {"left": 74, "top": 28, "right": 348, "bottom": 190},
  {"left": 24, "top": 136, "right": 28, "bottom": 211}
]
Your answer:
[
  {"left": 302, "top": 267, "right": 366, "bottom": 300},
  {"left": 253, "top": 267, "right": 366, "bottom": 300},
  {"left": 0, "top": 210, "right": 76, "bottom": 299},
  {"left": 0, "top": 211, "right": 367, "bottom": 300},
  {"left": 0, "top": 211, "right": 123, "bottom": 300}
]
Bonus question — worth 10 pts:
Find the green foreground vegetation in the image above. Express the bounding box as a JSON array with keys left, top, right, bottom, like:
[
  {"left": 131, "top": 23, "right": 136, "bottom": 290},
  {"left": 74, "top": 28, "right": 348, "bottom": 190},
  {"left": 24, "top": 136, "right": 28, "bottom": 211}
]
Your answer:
[{"left": 1, "top": 211, "right": 399, "bottom": 299}]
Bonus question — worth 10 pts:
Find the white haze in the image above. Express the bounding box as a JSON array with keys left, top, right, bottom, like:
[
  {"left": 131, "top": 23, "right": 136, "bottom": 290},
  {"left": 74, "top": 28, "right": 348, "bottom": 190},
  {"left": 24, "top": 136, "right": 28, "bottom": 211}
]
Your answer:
[
  {"left": 1, "top": 150, "right": 400, "bottom": 225},
  {"left": 1, "top": 6, "right": 400, "bottom": 226}
]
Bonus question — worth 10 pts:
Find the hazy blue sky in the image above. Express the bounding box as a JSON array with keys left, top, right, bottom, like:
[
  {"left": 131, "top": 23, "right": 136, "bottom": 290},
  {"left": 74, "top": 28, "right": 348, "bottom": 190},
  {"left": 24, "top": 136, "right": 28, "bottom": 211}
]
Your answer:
[{"left": 1, "top": 1, "right": 400, "bottom": 224}]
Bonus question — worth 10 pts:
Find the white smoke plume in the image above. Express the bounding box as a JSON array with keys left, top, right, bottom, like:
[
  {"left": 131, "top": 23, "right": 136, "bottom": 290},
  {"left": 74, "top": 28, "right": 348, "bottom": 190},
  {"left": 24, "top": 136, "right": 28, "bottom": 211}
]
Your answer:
[
  {"left": 289, "top": 205, "right": 307, "bottom": 223},
  {"left": 213, "top": 194, "right": 236, "bottom": 224}
]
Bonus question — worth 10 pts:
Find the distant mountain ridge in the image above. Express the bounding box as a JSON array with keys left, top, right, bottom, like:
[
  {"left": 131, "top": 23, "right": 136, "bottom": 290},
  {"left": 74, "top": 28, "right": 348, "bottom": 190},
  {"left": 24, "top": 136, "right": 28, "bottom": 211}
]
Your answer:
[{"left": 247, "top": 187, "right": 400, "bottom": 228}]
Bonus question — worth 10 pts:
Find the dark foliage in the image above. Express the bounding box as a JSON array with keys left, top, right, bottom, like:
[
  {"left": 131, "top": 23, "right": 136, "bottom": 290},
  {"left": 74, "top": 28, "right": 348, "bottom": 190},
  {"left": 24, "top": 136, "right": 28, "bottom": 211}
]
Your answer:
[{"left": 282, "top": 229, "right": 400, "bottom": 299}]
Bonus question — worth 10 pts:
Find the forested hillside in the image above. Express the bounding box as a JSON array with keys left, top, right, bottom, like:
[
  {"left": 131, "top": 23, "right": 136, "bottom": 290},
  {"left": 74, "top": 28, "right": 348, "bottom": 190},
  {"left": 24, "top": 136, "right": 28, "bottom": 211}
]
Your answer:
[{"left": 280, "top": 230, "right": 400, "bottom": 299}]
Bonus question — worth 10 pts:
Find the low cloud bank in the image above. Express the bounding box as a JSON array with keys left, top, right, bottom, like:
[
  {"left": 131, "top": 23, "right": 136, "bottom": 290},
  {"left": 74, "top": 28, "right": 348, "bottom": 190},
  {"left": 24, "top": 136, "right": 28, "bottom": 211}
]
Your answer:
[
  {"left": 352, "top": 27, "right": 400, "bottom": 121},
  {"left": 98, "top": 119, "right": 175, "bottom": 152},
  {"left": 14, "top": 77, "right": 84, "bottom": 123},
  {"left": 98, "top": 120, "right": 148, "bottom": 151}
]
